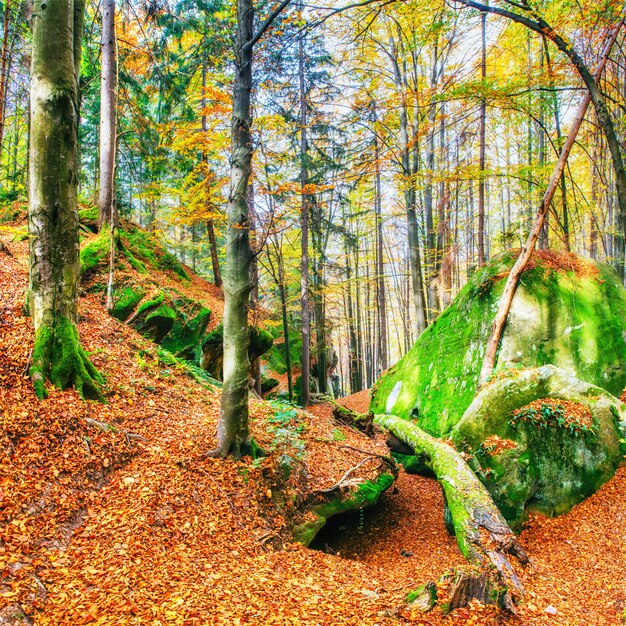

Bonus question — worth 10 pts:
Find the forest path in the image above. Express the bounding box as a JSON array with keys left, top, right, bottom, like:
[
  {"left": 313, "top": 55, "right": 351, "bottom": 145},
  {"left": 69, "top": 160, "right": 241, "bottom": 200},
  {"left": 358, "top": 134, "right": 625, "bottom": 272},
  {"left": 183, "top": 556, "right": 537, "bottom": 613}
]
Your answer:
[{"left": 307, "top": 393, "right": 626, "bottom": 625}]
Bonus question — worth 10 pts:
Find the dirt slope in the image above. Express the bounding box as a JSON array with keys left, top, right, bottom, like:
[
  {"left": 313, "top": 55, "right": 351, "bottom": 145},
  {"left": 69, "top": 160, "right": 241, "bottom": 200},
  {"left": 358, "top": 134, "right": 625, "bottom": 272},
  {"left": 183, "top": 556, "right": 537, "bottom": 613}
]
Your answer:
[{"left": 1, "top": 221, "right": 625, "bottom": 625}]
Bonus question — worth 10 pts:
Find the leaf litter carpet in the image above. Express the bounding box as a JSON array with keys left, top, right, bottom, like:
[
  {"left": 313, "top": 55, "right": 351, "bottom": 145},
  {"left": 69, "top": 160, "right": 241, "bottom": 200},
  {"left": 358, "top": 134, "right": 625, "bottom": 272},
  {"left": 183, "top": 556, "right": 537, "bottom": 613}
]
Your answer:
[{"left": 1, "top": 240, "right": 625, "bottom": 625}]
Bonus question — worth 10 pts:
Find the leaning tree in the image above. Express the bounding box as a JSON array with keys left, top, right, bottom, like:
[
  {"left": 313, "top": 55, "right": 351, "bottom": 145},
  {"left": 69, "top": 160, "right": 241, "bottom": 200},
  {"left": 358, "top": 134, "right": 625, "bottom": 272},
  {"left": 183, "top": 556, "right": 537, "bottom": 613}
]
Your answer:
[{"left": 27, "top": 0, "right": 102, "bottom": 399}]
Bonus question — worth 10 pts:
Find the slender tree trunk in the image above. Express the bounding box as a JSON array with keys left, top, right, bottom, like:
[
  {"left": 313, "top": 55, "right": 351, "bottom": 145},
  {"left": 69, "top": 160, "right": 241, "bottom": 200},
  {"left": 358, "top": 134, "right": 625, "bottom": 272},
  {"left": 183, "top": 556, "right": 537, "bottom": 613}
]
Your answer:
[
  {"left": 299, "top": 23, "right": 311, "bottom": 407},
  {"left": 276, "top": 245, "right": 293, "bottom": 402},
  {"left": 28, "top": 0, "right": 102, "bottom": 400},
  {"left": 248, "top": 183, "right": 262, "bottom": 396},
  {"left": 479, "top": 25, "right": 621, "bottom": 384},
  {"left": 97, "top": 0, "right": 117, "bottom": 229},
  {"left": 373, "top": 121, "right": 388, "bottom": 371},
  {"left": 0, "top": 0, "right": 11, "bottom": 156},
  {"left": 390, "top": 35, "right": 428, "bottom": 335},
  {"left": 202, "top": 38, "right": 222, "bottom": 288},
  {"left": 209, "top": 0, "right": 256, "bottom": 458},
  {"left": 477, "top": 9, "right": 487, "bottom": 266}
]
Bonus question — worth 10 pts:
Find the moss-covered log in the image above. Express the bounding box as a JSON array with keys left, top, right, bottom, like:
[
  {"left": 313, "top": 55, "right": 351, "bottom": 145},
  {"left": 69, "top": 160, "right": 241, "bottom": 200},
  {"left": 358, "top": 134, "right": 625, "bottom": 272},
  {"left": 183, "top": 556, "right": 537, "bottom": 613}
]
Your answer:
[
  {"left": 332, "top": 402, "right": 374, "bottom": 436},
  {"left": 374, "top": 413, "right": 529, "bottom": 610}
]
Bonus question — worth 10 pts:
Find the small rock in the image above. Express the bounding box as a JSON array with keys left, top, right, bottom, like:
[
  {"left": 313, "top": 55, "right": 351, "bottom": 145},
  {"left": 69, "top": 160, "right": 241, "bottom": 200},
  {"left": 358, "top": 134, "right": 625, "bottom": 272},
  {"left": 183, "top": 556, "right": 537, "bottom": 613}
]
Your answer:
[
  {"left": 545, "top": 605, "right": 557, "bottom": 616},
  {"left": 359, "top": 589, "right": 379, "bottom": 601},
  {"left": 400, "top": 549, "right": 414, "bottom": 558}
]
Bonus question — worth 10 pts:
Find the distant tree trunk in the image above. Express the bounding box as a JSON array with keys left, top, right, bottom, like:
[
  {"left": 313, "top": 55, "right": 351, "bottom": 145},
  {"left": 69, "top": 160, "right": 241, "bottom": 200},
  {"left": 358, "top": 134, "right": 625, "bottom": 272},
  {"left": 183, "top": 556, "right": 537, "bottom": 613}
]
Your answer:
[
  {"left": 208, "top": 0, "right": 256, "bottom": 458},
  {"left": 28, "top": 0, "right": 102, "bottom": 400},
  {"left": 97, "top": 0, "right": 117, "bottom": 230},
  {"left": 373, "top": 121, "right": 388, "bottom": 372},
  {"left": 457, "top": 0, "right": 626, "bottom": 278},
  {"left": 276, "top": 245, "right": 293, "bottom": 402},
  {"left": 0, "top": 0, "right": 11, "bottom": 156},
  {"left": 389, "top": 34, "right": 427, "bottom": 335},
  {"left": 248, "top": 183, "right": 262, "bottom": 396},
  {"left": 202, "top": 42, "right": 222, "bottom": 288},
  {"left": 477, "top": 9, "right": 487, "bottom": 266},
  {"left": 299, "top": 24, "right": 311, "bottom": 407}
]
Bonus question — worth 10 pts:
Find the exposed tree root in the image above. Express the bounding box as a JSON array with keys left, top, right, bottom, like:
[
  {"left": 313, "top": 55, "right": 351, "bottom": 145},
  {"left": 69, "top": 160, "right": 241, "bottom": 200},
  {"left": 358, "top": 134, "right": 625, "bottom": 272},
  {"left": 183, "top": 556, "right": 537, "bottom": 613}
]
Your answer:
[
  {"left": 30, "top": 317, "right": 104, "bottom": 400},
  {"left": 374, "top": 413, "right": 529, "bottom": 612}
]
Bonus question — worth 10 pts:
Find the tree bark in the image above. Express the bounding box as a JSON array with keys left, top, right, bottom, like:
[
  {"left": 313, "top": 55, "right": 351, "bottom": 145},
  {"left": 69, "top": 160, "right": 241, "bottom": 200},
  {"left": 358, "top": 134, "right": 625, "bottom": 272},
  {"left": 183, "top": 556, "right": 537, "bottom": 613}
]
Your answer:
[
  {"left": 28, "top": 0, "right": 103, "bottom": 400},
  {"left": 97, "top": 0, "right": 117, "bottom": 230},
  {"left": 0, "top": 0, "right": 11, "bottom": 156},
  {"left": 374, "top": 414, "right": 528, "bottom": 610},
  {"left": 209, "top": 0, "right": 256, "bottom": 458},
  {"left": 477, "top": 9, "right": 487, "bottom": 266},
  {"left": 299, "top": 20, "right": 311, "bottom": 407},
  {"left": 478, "top": 22, "right": 622, "bottom": 384}
]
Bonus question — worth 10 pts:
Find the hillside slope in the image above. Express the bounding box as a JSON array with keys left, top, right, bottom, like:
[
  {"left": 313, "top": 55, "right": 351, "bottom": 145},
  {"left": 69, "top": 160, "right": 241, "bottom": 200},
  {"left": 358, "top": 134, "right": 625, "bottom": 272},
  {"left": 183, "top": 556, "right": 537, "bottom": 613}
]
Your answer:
[{"left": 1, "top": 212, "right": 625, "bottom": 625}]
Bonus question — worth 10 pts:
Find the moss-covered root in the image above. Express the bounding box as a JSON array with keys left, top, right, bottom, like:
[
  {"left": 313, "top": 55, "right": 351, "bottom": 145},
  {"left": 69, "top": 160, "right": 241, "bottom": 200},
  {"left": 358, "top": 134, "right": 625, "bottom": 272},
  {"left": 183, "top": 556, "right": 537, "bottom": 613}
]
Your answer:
[
  {"left": 30, "top": 317, "right": 104, "bottom": 400},
  {"left": 374, "top": 413, "right": 529, "bottom": 612}
]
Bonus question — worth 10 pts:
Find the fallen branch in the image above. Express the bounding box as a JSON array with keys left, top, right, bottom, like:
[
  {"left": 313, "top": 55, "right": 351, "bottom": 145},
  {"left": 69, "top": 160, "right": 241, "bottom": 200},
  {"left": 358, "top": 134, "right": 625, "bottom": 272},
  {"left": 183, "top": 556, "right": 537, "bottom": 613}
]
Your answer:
[
  {"left": 478, "top": 17, "right": 625, "bottom": 384},
  {"left": 318, "top": 456, "right": 379, "bottom": 493},
  {"left": 84, "top": 417, "right": 147, "bottom": 446},
  {"left": 374, "top": 413, "right": 529, "bottom": 612}
]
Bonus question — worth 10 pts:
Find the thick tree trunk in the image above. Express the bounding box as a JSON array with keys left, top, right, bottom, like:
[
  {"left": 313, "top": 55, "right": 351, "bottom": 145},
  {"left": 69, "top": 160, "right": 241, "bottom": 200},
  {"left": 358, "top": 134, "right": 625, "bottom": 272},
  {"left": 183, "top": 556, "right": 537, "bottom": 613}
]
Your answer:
[
  {"left": 209, "top": 0, "right": 256, "bottom": 458},
  {"left": 479, "top": 24, "right": 621, "bottom": 384},
  {"left": 374, "top": 414, "right": 528, "bottom": 610},
  {"left": 97, "top": 0, "right": 117, "bottom": 229},
  {"left": 28, "top": 0, "right": 102, "bottom": 400}
]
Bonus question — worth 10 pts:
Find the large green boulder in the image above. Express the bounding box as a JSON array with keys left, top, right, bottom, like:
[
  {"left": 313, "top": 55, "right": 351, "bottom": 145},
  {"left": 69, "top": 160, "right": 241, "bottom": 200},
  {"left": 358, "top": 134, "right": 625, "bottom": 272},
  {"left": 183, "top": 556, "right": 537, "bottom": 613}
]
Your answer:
[
  {"left": 451, "top": 365, "right": 626, "bottom": 529},
  {"left": 371, "top": 252, "right": 626, "bottom": 436}
]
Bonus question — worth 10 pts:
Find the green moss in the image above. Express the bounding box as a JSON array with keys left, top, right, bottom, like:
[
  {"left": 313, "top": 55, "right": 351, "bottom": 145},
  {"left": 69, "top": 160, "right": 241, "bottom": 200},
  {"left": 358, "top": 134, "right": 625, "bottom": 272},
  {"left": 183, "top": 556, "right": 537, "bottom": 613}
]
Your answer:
[
  {"left": 80, "top": 230, "right": 110, "bottom": 276},
  {"left": 78, "top": 206, "right": 98, "bottom": 223},
  {"left": 30, "top": 316, "right": 104, "bottom": 400},
  {"left": 156, "top": 347, "right": 222, "bottom": 389},
  {"left": 293, "top": 473, "right": 394, "bottom": 546},
  {"left": 135, "top": 290, "right": 165, "bottom": 316},
  {"left": 112, "top": 284, "right": 146, "bottom": 321},
  {"left": 121, "top": 226, "right": 189, "bottom": 280},
  {"left": 161, "top": 305, "right": 211, "bottom": 360},
  {"left": 372, "top": 253, "right": 626, "bottom": 436}
]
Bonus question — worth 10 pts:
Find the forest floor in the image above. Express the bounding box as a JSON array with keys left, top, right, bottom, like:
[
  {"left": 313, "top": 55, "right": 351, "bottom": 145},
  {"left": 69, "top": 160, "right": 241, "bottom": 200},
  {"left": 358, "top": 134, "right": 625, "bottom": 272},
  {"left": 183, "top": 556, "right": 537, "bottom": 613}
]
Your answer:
[{"left": 1, "top": 220, "right": 625, "bottom": 624}]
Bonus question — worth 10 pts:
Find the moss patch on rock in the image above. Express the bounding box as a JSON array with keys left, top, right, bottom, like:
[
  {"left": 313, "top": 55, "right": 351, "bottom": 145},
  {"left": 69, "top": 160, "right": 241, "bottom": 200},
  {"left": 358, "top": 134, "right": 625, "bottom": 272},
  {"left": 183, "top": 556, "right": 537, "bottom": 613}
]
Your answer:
[
  {"left": 112, "top": 284, "right": 146, "bottom": 322},
  {"left": 371, "top": 252, "right": 626, "bottom": 437},
  {"left": 451, "top": 365, "right": 626, "bottom": 529},
  {"left": 160, "top": 303, "right": 211, "bottom": 361}
]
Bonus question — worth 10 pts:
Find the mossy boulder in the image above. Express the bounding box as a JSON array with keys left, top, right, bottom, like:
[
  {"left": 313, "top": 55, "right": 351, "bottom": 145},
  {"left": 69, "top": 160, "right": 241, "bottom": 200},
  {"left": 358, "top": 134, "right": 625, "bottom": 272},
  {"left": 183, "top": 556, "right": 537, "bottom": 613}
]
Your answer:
[
  {"left": 112, "top": 284, "right": 146, "bottom": 321},
  {"left": 450, "top": 365, "right": 626, "bottom": 529},
  {"left": 200, "top": 324, "right": 274, "bottom": 380},
  {"left": 371, "top": 252, "right": 626, "bottom": 437},
  {"left": 161, "top": 304, "right": 211, "bottom": 361}
]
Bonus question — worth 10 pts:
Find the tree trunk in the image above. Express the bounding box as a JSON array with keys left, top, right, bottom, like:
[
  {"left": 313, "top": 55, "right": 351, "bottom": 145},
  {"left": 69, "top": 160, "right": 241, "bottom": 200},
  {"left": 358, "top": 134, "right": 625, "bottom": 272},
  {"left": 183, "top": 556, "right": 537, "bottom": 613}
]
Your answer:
[
  {"left": 374, "top": 414, "right": 528, "bottom": 610},
  {"left": 28, "top": 0, "right": 103, "bottom": 400},
  {"left": 389, "top": 35, "right": 427, "bottom": 335},
  {"left": 202, "top": 40, "right": 222, "bottom": 288},
  {"left": 248, "top": 183, "right": 262, "bottom": 396},
  {"left": 479, "top": 23, "right": 622, "bottom": 384},
  {"left": 299, "top": 22, "right": 311, "bottom": 407},
  {"left": 97, "top": 0, "right": 117, "bottom": 230},
  {"left": 477, "top": 9, "right": 487, "bottom": 266},
  {"left": 0, "top": 0, "right": 11, "bottom": 156},
  {"left": 208, "top": 0, "right": 256, "bottom": 458}
]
